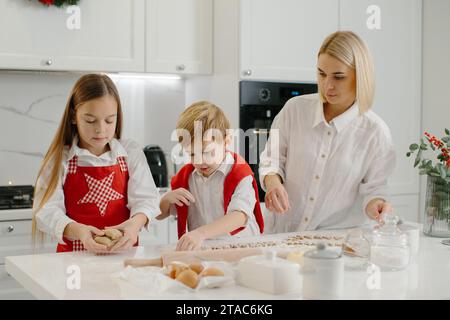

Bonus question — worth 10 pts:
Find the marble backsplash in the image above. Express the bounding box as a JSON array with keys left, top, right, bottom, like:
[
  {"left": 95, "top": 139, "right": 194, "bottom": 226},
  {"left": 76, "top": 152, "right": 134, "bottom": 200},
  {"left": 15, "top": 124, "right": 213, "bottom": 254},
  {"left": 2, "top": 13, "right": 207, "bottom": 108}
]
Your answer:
[{"left": 0, "top": 72, "right": 185, "bottom": 186}]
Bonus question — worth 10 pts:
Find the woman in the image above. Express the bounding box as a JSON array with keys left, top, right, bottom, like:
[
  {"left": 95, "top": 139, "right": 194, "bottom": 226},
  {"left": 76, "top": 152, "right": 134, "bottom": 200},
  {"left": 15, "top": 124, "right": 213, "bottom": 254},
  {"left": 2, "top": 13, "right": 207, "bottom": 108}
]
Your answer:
[{"left": 259, "top": 31, "right": 395, "bottom": 233}]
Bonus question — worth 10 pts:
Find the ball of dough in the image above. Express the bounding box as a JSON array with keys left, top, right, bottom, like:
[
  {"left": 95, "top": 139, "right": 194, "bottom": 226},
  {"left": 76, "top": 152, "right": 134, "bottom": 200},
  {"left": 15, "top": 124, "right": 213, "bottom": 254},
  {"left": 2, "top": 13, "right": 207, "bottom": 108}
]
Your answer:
[
  {"left": 176, "top": 269, "right": 199, "bottom": 289},
  {"left": 200, "top": 267, "right": 224, "bottom": 277},
  {"left": 94, "top": 236, "right": 113, "bottom": 248},
  {"left": 104, "top": 228, "right": 123, "bottom": 240},
  {"left": 189, "top": 262, "right": 204, "bottom": 274}
]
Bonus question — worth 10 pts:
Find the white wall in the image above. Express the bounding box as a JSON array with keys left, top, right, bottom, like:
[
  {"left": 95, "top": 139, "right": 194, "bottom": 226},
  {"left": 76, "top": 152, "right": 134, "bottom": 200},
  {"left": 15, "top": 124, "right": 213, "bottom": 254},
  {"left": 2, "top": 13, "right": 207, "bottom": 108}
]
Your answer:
[
  {"left": 185, "top": 0, "right": 240, "bottom": 152},
  {"left": 0, "top": 72, "right": 185, "bottom": 186},
  {"left": 421, "top": 0, "right": 450, "bottom": 222}
]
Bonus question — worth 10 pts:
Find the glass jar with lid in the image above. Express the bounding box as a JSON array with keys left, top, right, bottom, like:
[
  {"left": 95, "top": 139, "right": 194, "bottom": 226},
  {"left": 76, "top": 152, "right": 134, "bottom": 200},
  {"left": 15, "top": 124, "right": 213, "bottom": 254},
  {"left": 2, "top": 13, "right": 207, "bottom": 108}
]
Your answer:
[{"left": 369, "top": 214, "right": 410, "bottom": 271}]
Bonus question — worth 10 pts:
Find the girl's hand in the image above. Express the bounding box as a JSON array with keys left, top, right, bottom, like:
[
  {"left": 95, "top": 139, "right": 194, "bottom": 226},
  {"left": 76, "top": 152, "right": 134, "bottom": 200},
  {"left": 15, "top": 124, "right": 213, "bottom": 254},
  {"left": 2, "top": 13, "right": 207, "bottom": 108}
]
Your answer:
[
  {"left": 164, "top": 188, "right": 195, "bottom": 207},
  {"left": 176, "top": 230, "right": 205, "bottom": 251},
  {"left": 264, "top": 175, "right": 290, "bottom": 214},
  {"left": 76, "top": 224, "right": 108, "bottom": 253},
  {"left": 107, "top": 213, "right": 148, "bottom": 252},
  {"left": 366, "top": 198, "right": 393, "bottom": 222}
]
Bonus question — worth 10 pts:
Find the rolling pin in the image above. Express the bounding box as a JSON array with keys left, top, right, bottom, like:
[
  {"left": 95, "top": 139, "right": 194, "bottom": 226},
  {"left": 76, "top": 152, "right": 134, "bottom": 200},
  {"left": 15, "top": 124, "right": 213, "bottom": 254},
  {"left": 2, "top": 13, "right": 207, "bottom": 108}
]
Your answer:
[{"left": 124, "top": 247, "right": 283, "bottom": 268}]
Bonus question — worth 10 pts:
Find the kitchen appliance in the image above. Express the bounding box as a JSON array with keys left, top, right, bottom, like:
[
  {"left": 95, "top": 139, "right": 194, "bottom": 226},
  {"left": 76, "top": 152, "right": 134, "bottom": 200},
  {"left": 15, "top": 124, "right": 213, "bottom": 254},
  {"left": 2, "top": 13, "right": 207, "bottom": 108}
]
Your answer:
[
  {"left": 143, "top": 145, "right": 168, "bottom": 188},
  {"left": 239, "top": 81, "right": 317, "bottom": 199},
  {"left": 0, "top": 185, "right": 34, "bottom": 210}
]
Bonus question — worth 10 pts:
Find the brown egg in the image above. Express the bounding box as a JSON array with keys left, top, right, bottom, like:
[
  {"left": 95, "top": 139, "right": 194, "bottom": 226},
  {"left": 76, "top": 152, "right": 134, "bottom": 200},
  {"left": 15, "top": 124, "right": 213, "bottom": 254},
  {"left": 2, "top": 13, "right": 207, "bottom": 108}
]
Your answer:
[
  {"left": 200, "top": 267, "right": 224, "bottom": 277},
  {"left": 176, "top": 269, "right": 199, "bottom": 289},
  {"left": 167, "top": 262, "right": 189, "bottom": 279},
  {"left": 189, "top": 262, "right": 204, "bottom": 274}
]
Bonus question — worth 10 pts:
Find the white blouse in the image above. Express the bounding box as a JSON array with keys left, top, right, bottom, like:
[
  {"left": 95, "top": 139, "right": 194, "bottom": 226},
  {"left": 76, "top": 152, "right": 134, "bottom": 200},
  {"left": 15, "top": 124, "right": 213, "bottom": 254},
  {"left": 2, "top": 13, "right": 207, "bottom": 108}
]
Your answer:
[
  {"left": 34, "top": 137, "right": 161, "bottom": 244},
  {"left": 259, "top": 93, "right": 396, "bottom": 233},
  {"left": 169, "top": 152, "right": 260, "bottom": 239}
]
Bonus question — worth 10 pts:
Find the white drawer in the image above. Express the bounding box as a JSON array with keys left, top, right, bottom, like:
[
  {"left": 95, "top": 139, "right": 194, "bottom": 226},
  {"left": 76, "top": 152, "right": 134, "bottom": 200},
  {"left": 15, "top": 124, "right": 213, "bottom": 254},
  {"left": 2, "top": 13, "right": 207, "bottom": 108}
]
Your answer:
[
  {"left": 0, "top": 265, "right": 34, "bottom": 300},
  {"left": 0, "top": 220, "right": 56, "bottom": 264}
]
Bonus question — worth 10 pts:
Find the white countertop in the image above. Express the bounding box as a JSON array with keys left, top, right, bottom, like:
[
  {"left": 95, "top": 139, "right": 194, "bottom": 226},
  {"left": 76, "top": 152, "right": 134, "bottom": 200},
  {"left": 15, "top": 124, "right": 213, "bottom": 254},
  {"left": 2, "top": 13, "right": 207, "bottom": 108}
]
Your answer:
[{"left": 5, "top": 233, "right": 450, "bottom": 300}]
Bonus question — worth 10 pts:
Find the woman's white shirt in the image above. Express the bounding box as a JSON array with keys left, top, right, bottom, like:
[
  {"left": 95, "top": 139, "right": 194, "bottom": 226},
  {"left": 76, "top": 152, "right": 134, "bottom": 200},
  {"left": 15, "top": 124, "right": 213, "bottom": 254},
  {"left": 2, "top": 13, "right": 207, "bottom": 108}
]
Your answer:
[
  {"left": 33, "top": 138, "right": 161, "bottom": 243},
  {"left": 259, "top": 93, "right": 396, "bottom": 233}
]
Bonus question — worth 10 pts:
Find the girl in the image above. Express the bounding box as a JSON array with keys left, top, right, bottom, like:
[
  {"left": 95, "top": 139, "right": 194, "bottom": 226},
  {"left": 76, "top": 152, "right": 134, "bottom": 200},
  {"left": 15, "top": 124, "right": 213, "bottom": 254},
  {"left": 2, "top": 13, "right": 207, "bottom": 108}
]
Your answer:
[{"left": 32, "top": 74, "right": 160, "bottom": 253}]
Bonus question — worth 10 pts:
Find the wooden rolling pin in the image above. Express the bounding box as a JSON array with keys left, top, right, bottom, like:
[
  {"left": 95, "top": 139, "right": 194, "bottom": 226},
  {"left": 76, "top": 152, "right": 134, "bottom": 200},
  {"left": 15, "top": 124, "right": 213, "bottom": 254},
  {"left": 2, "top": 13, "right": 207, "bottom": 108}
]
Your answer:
[{"left": 124, "top": 247, "right": 278, "bottom": 268}]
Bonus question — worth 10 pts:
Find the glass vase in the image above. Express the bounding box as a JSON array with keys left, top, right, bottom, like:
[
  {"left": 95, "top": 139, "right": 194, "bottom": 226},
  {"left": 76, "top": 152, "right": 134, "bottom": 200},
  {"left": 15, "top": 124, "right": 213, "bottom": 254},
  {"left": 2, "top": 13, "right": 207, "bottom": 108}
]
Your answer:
[{"left": 423, "top": 175, "right": 450, "bottom": 237}]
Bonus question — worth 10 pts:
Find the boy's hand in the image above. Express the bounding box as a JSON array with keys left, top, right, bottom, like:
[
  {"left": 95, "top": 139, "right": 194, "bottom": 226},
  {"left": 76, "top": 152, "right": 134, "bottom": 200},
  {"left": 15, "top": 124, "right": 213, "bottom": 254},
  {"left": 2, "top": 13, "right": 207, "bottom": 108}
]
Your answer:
[
  {"left": 107, "top": 213, "right": 147, "bottom": 252},
  {"left": 164, "top": 188, "right": 195, "bottom": 207},
  {"left": 176, "top": 230, "right": 205, "bottom": 251},
  {"left": 75, "top": 224, "right": 109, "bottom": 253}
]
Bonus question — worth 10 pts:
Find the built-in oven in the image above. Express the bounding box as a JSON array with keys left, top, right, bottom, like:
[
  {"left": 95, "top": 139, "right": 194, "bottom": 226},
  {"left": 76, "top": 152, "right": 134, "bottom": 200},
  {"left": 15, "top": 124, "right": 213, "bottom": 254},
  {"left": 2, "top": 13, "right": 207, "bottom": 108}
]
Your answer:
[
  {"left": 0, "top": 185, "right": 34, "bottom": 210},
  {"left": 239, "top": 81, "right": 317, "bottom": 200}
]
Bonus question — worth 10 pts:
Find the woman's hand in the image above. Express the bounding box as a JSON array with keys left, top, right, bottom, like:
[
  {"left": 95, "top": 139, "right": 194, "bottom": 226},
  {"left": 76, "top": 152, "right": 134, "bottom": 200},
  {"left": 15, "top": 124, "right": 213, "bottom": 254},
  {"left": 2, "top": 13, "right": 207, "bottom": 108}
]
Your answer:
[
  {"left": 366, "top": 198, "right": 393, "bottom": 222},
  {"left": 176, "top": 230, "right": 205, "bottom": 251},
  {"left": 264, "top": 175, "right": 290, "bottom": 213},
  {"left": 107, "top": 213, "right": 148, "bottom": 252},
  {"left": 75, "top": 224, "right": 109, "bottom": 253},
  {"left": 163, "top": 188, "right": 195, "bottom": 207}
]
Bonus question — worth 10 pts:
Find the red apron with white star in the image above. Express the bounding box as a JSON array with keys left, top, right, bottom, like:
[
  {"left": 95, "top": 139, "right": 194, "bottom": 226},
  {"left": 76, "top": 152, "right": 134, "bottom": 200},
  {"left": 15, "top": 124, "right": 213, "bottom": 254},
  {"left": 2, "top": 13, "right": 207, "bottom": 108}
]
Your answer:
[{"left": 56, "top": 155, "right": 135, "bottom": 252}]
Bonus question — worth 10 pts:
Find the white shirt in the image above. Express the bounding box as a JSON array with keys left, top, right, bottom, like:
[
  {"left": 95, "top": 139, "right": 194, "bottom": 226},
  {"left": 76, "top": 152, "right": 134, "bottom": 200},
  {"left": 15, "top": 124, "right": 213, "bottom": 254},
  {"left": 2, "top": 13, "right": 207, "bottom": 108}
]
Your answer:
[
  {"left": 34, "top": 137, "right": 161, "bottom": 244},
  {"left": 170, "top": 152, "right": 260, "bottom": 239},
  {"left": 259, "top": 93, "right": 396, "bottom": 233}
]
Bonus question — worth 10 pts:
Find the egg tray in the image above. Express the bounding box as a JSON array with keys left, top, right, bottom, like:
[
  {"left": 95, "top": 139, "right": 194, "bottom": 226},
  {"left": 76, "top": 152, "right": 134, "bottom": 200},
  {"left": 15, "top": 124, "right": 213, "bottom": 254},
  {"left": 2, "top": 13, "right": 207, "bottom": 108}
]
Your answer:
[{"left": 204, "top": 232, "right": 345, "bottom": 250}]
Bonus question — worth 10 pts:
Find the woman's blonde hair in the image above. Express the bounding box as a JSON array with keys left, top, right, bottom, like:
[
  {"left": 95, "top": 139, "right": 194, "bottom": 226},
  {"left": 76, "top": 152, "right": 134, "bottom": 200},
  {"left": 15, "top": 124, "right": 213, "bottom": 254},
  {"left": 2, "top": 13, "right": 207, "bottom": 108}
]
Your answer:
[
  {"left": 176, "top": 101, "right": 230, "bottom": 146},
  {"left": 318, "top": 31, "right": 375, "bottom": 113},
  {"left": 32, "top": 74, "right": 123, "bottom": 244}
]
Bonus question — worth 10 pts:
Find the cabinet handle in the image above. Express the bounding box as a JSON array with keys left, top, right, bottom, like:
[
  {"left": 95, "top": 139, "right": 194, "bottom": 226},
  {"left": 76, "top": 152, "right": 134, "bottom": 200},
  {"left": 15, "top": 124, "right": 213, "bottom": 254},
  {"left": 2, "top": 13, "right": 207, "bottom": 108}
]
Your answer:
[
  {"left": 175, "top": 64, "right": 185, "bottom": 71},
  {"left": 45, "top": 59, "right": 53, "bottom": 66},
  {"left": 242, "top": 69, "right": 252, "bottom": 76},
  {"left": 7, "top": 225, "right": 14, "bottom": 233}
]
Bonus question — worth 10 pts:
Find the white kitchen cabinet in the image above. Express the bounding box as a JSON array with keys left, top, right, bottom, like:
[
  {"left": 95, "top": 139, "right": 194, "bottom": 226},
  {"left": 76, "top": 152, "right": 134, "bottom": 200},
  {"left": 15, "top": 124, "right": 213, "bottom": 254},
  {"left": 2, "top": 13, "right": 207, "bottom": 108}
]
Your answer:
[
  {"left": 0, "top": 0, "right": 145, "bottom": 72},
  {"left": 239, "top": 0, "right": 339, "bottom": 82},
  {"left": 146, "top": 0, "right": 213, "bottom": 74},
  {"left": 0, "top": 219, "right": 54, "bottom": 300},
  {"left": 0, "top": 265, "right": 34, "bottom": 300},
  {"left": 168, "top": 216, "right": 179, "bottom": 244},
  {"left": 339, "top": 0, "right": 422, "bottom": 197},
  {"left": 0, "top": 220, "right": 55, "bottom": 264}
]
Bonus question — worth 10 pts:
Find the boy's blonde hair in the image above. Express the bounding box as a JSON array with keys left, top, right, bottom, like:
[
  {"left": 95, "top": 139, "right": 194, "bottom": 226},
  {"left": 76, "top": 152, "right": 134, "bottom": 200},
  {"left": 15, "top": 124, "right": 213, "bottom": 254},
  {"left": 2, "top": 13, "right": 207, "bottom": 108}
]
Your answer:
[
  {"left": 176, "top": 101, "right": 230, "bottom": 145},
  {"left": 318, "top": 31, "right": 375, "bottom": 113}
]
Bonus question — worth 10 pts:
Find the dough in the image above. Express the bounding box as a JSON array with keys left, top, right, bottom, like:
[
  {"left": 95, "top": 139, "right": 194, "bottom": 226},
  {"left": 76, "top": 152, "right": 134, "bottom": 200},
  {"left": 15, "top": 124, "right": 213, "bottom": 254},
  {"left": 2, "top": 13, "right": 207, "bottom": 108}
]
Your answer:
[
  {"left": 104, "top": 229, "right": 123, "bottom": 240},
  {"left": 94, "top": 236, "right": 113, "bottom": 248},
  {"left": 94, "top": 228, "right": 123, "bottom": 249},
  {"left": 176, "top": 269, "right": 199, "bottom": 289}
]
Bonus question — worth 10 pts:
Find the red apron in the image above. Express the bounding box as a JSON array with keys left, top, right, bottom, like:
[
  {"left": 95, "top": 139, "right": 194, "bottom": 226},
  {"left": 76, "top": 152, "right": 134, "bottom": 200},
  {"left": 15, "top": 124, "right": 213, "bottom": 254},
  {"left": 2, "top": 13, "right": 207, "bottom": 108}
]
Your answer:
[{"left": 57, "top": 155, "right": 136, "bottom": 252}]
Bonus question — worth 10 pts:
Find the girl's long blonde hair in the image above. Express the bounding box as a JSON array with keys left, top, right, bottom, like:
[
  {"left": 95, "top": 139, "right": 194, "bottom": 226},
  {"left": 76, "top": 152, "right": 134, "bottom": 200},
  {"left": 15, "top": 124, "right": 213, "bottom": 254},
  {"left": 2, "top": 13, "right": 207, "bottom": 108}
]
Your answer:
[{"left": 32, "top": 74, "right": 123, "bottom": 243}]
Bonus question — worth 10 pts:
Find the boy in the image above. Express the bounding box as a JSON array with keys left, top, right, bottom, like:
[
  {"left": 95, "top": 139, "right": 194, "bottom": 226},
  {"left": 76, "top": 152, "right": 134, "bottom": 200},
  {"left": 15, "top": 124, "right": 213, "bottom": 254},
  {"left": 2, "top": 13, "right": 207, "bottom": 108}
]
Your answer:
[{"left": 157, "top": 101, "right": 264, "bottom": 251}]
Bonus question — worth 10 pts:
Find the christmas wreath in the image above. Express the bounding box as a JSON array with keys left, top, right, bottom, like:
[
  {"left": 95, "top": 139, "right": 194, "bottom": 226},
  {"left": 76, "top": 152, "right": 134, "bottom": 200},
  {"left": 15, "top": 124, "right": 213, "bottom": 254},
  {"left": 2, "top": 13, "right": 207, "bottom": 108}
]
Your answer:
[{"left": 38, "top": 0, "right": 80, "bottom": 7}]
